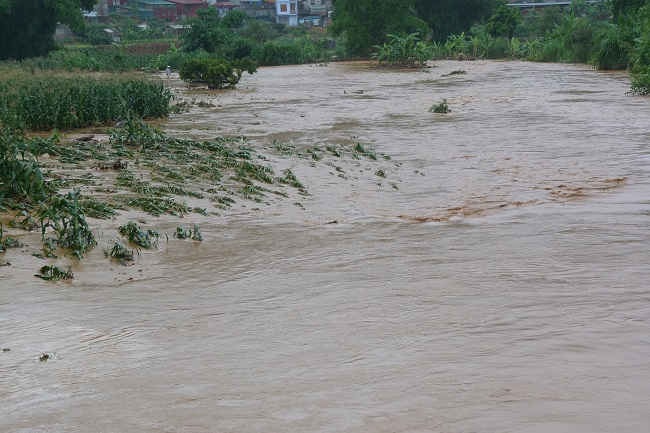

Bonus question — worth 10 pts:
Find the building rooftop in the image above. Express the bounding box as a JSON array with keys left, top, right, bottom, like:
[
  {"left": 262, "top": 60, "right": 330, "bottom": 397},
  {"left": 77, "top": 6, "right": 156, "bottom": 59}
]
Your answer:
[
  {"left": 167, "top": 0, "right": 206, "bottom": 4},
  {"left": 136, "top": 0, "right": 175, "bottom": 5}
]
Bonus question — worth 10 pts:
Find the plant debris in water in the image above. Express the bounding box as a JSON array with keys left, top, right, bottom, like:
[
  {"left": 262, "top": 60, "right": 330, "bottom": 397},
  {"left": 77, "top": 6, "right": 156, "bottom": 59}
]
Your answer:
[
  {"left": 174, "top": 224, "right": 202, "bottom": 241},
  {"left": 430, "top": 99, "right": 450, "bottom": 114},
  {"left": 0, "top": 224, "right": 22, "bottom": 252},
  {"left": 35, "top": 265, "right": 74, "bottom": 281},
  {"left": 118, "top": 222, "right": 159, "bottom": 249},
  {"left": 443, "top": 70, "right": 466, "bottom": 76},
  {"left": 39, "top": 352, "right": 54, "bottom": 362},
  {"left": 105, "top": 241, "right": 135, "bottom": 264},
  {"left": 0, "top": 117, "right": 397, "bottom": 277}
]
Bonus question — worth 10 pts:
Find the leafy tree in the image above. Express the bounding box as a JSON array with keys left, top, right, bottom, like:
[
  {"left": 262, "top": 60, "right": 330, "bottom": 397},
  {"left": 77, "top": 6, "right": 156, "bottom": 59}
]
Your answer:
[
  {"left": 182, "top": 7, "right": 227, "bottom": 53},
  {"left": 517, "top": 6, "right": 565, "bottom": 38},
  {"left": 630, "top": 2, "right": 650, "bottom": 93},
  {"left": 84, "top": 25, "right": 113, "bottom": 46},
  {"left": 0, "top": 0, "right": 96, "bottom": 60},
  {"left": 332, "top": 0, "right": 427, "bottom": 56},
  {"left": 486, "top": 2, "right": 521, "bottom": 39},
  {"left": 415, "top": 0, "right": 498, "bottom": 41},
  {"left": 182, "top": 8, "right": 254, "bottom": 59},
  {"left": 611, "top": 0, "right": 648, "bottom": 18},
  {"left": 179, "top": 57, "right": 257, "bottom": 89}
]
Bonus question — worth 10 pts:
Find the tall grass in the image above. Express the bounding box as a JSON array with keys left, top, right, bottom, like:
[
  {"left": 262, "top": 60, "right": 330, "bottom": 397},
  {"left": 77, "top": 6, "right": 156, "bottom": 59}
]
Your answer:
[
  {"left": 0, "top": 72, "right": 172, "bottom": 130},
  {"left": 19, "top": 43, "right": 174, "bottom": 72}
]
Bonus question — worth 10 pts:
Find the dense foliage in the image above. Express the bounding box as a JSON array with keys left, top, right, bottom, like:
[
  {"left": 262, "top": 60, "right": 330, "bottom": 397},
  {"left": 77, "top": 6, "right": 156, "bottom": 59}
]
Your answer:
[
  {"left": 331, "top": 0, "right": 427, "bottom": 56},
  {"left": 0, "top": 127, "right": 95, "bottom": 259},
  {"left": 179, "top": 57, "right": 257, "bottom": 89},
  {"left": 19, "top": 43, "right": 173, "bottom": 72},
  {"left": 0, "top": 0, "right": 96, "bottom": 59},
  {"left": 414, "top": 0, "right": 498, "bottom": 41},
  {"left": 0, "top": 73, "right": 172, "bottom": 130},
  {"left": 374, "top": 33, "right": 432, "bottom": 67},
  {"left": 182, "top": 8, "right": 333, "bottom": 66},
  {"left": 419, "top": 0, "right": 650, "bottom": 93}
]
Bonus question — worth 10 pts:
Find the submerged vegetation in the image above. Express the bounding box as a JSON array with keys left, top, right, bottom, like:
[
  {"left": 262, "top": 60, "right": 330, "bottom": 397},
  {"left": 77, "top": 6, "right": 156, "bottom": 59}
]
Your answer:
[
  {"left": 105, "top": 240, "right": 135, "bottom": 264},
  {"left": 118, "top": 222, "right": 160, "bottom": 249},
  {"left": 430, "top": 99, "right": 450, "bottom": 114},
  {"left": 0, "top": 114, "right": 391, "bottom": 278},
  {"left": 0, "top": 224, "right": 21, "bottom": 252},
  {"left": 174, "top": 225, "right": 203, "bottom": 242},
  {"left": 35, "top": 265, "right": 74, "bottom": 281}
]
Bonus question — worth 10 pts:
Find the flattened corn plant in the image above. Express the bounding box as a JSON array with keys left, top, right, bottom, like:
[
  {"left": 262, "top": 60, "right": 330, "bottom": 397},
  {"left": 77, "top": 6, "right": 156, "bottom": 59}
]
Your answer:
[
  {"left": 35, "top": 265, "right": 74, "bottom": 281},
  {"left": 105, "top": 118, "right": 306, "bottom": 211}
]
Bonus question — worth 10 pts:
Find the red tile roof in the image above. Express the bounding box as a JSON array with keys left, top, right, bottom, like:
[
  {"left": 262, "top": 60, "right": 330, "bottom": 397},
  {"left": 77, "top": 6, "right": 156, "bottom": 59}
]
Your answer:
[{"left": 167, "top": 0, "right": 205, "bottom": 4}]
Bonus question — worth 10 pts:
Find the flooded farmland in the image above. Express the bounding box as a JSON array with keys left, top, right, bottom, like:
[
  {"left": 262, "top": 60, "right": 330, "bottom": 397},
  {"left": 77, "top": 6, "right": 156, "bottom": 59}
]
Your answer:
[{"left": 2, "top": 60, "right": 650, "bottom": 432}]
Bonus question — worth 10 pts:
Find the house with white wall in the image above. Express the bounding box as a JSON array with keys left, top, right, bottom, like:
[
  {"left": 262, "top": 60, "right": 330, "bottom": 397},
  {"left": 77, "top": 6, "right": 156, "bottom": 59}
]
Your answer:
[{"left": 276, "top": 0, "right": 298, "bottom": 26}]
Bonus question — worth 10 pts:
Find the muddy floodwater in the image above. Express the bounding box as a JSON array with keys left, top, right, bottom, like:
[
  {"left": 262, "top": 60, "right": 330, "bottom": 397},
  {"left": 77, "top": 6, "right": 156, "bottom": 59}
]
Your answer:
[{"left": 2, "top": 61, "right": 650, "bottom": 432}]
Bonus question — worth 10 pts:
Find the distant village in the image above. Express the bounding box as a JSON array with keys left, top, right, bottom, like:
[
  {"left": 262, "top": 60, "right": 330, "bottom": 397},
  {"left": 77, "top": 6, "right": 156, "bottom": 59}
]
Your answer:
[{"left": 88, "top": 0, "right": 333, "bottom": 27}]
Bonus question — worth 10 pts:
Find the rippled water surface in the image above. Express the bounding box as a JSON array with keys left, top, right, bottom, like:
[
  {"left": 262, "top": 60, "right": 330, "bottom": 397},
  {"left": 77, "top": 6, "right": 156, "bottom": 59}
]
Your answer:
[{"left": 2, "top": 61, "right": 650, "bottom": 433}]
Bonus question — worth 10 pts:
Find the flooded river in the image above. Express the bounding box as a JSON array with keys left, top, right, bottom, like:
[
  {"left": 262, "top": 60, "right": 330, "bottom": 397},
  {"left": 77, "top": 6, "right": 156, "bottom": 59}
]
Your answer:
[{"left": 2, "top": 61, "right": 650, "bottom": 432}]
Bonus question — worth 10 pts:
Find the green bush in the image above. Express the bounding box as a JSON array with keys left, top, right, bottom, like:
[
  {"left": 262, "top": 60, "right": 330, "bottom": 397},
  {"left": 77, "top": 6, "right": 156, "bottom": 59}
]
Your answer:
[
  {"left": 486, "top": 2, "right": 522, "bottom": 39},
  {"left": 595, "top": 25, "right": 631, "bottom": 70},
  {"left": 84, "top": 25, "right": 114, "bottom": 46},
  {"left": 179, "top": 57, "right": 257, "bottom": 89},
  {"left": 630, "top": 5, "right": 650, "bottom": 94}
]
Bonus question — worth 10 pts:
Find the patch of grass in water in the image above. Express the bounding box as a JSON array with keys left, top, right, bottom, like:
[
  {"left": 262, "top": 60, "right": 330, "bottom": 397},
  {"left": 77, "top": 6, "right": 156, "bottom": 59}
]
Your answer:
[
  {"left": 117, "top": 170, "right": 203, "bottom": 199},
  {"left": 34, "top": 237, "right": 58, "bottom": 259},
  {"left": 241, "top": 184, "right": 264, "bottom": 201},
  {"left": 326, "top": 145, "right": 342, "bottom": 157},
  {"left": 35, "top": 265, "right": 73, "bottom": 281},
  {"left": 0, "top": 224, "right": 22, "bottom": 252},
  {"left": 125, "top": 196, "right": 190, "bottom": 217},
  {"left": 105, "top": 241, "right": 135, "bottom": 264},
  {"left": 118, "top": 221, "right": 159, "bottom": 249},
  {"left": 278, "top": 169, "right": 304, "bottom": 190},
  {"left": 273, "top": 141, "right": 297, "bottom": 155},
  {"left": 430, "top": 99, "right": 450, "bottom": 114},
  {"left": 236, "top": 161, "right": 274, "bottom": 184},
  {"left": 353, "top": 143, "right": 377, "bottom": 160},
  {"left": 174, "top": 224, "right": 202, "bottom": 241},
  {"left": 307, "top": 148, "right": 322, "bottom": 161},
  {"left": 213, "top": 195, "right": 236, "bottom": 208},
  {"left": 81, "top": 197, "right": 117, "bottom": 219}
]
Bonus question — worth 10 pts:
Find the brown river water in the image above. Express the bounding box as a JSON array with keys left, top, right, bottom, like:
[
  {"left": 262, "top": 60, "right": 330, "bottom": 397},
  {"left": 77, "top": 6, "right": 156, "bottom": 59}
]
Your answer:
[{"left": 2, "top": 61, "right": 650, "bottom": 432}]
